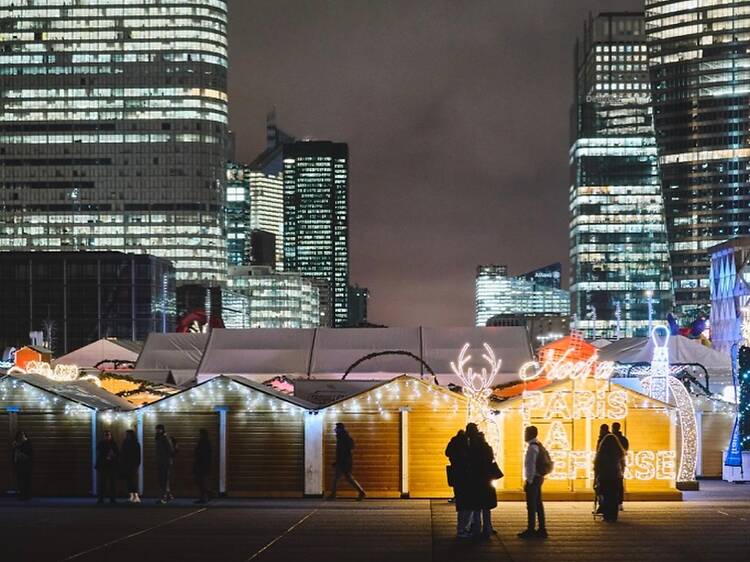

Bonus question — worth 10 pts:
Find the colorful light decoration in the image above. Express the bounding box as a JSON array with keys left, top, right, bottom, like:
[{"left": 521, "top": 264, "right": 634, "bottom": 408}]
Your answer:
[
  {"left": 640, "top": 325, "right": 698, "bottom": 482},
  {"left": 519, "top": 339, "right": 678, "bottom": 483},
  {"left": 451, "top": 343, "right": 502, "bottom": 455},
  {"left": 8, "top": 361, "right": 102, "bottom": 387}
]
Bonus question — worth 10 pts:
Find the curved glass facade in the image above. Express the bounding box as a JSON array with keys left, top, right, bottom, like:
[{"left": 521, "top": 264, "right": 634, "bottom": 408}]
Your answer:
[
  {"left": 0, "top": 0, "right": 230, "bottom": 282},
  {"left": 646, "top": 0, "right": 750, "bottom": 317},
  {"left": 571, "top": 12, "right": 673, "bottom": 338}
]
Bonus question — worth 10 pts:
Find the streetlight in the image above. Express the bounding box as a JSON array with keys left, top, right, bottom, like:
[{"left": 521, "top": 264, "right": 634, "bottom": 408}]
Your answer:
[{"left": 646, "top": 290, "right": 654, "bottom": 335}]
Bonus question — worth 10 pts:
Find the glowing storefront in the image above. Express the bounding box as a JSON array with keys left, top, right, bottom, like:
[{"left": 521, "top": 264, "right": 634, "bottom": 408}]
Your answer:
[{"left": 493, "top": 375, "right": 680, "bottom": 500}]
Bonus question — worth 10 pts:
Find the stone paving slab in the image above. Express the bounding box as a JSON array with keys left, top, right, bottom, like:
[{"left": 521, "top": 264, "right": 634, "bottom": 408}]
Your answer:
[{"left": 1, "top": 482, "right": 749, "bottom": 561}]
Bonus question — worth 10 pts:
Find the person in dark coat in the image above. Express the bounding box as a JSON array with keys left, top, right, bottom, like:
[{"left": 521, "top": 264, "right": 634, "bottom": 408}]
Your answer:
[
  {"left": 95, "top": 430, "right": 119, "bottom": 504},
  {"left": 328, "top": 422, "right": 366, "bottom": 500},
  {"left": 12, "top": 431, "right": 33, "bottom": 501},
  {"left": 611, "top": 422, "right": 629, "bottom": 509},
  {"left": 445, "top": 429, "right": 471, "bottom": 537},
  {"left": 155, "top": 424, "right": 175, "bottom": 504},
  {"left": 596, "top": 424, "right": 610, "bottom": 448},
  {"left": 466, "top": 423, "right": 497, "bottom": 538},
  {"left": 193, "top": 429, "right": 212, "bottom": 504},
  {"left": 594, "top": 432, "right": 626, "bottom": 522},
  {"left": 120, "top": 429, "right": 141, "bottom": 503}
]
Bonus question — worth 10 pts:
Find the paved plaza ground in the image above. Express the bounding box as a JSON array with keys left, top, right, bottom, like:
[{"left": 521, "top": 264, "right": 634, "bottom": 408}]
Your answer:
[{"left": 1, "top": 481, "right": 748, "bottom": 562}]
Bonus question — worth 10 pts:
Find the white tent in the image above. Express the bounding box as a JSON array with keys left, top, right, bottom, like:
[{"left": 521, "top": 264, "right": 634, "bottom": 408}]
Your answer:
[
  {"left": 310, "top": 327, "right": 422, "bottom": 378},
  {"left": 197, "top": 328, "right": 315, "bottom": 381},
  {"left": 54, "top": 338, "right": 142, "bottom": 368},
  {"left": 422, "top": 326, "right": 533, "bottom": 386},
  {"left": 597, "top": 335, "right": 732, "bottom": 390},
  {"left": 135, "top": 333, "right": 209, "bottom": 385},
  {"left": 194, "top": 326, "right": 533, "bottom": 385}
]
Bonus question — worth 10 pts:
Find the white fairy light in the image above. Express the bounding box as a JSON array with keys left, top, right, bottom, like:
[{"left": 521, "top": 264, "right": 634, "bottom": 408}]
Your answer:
[
  {"left": 451, "top": 342, "right": 503, "bottom": 455},
  {"left": 641, "top": 325, "right": 699, "bottom": 482}
]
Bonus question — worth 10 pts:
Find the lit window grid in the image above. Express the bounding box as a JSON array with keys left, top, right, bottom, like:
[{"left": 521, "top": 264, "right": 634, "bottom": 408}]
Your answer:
[
  {"left": 474, "top": 275, "right": 570, "bottom": 326},
  {"left": 226, "top": 272, "right": 320, "bottom": 329},
  {"left": 283, "top": 148, "right": 349, "bottom": 327},
  {"left": 645, "top": 0, "right": 750, "bottom": 313},
  {"left": 0, "top": 0, "right": 230, "bottom": 283}
]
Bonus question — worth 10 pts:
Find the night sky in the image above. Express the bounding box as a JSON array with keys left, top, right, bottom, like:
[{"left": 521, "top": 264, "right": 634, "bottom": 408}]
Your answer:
[{"left": 227, "top": 0, "right": 643, "bottom": 327}]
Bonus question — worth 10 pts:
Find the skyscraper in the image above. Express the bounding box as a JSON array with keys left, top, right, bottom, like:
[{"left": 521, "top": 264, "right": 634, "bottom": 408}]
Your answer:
[
  {"left": 283, "top": 141, "right": 349, "bottom": 327},
  {"left": 226, "top": 162, "right": 251, "bottom": 266},
  {"left": 244, "top": 111, "right": 294, "bottom": 270},
  {"left": 646, "top": 1, "right": 750, "bottom": 318},
  {"left": 570, "top": 12, "right": 673, "bottom": 338},
  {"left": 0, "top": 1, "right": 230, "bottom": 282},
  {"left": 475, "top": 265, "right": 570, "bottom": 326}
]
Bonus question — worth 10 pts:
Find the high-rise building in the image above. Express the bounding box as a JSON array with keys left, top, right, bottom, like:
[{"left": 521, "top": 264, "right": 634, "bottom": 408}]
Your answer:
[
  {"left": 226, "top": 162, "right": 251, "bottom": 266},
  {"left": 475, "top": 265, "right": 570, "bottom": 326},
  {"left": 283, "top": 141, "right": 350, "bottom": 327},
  {"left": 570, "top": 12, "right": 673, "bottom": 339},
  {"left": 241, "top": 111, "right": 294, "bottom": 270},
  {"left": 646, "top": 1, "right": 750, "bottom": 318},
  {"left": 348, "top": 284, "right": 370, "bottom": 327},
  {"left": 0, "top": 1, "right": 230, "bottom": 283},
  {"left": 227, "top": 265, "right": 320, "bottom": 328},
  {"left": 518, "top": 263, "right": 563, "bottom": 290},
  {"left": 249, "top": 230, "right": 276, "bottom": 268},
  {"left": 0, "top": 251, "right": 175, "bottom": 354},
  {"left": 247, "top": 168, "right": 284, "bottom": 269}
]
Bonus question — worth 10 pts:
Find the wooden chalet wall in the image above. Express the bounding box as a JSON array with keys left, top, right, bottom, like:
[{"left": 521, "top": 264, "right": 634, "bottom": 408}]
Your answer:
[
  {"left": 496, "top": 377, "right": 678, "bottom": 500},
  {"left": 137, "top": 377, "right": 306, "bottom": 498},
  {"left": 321, "top": 377, "right": 467, "bottom": 498},
  {"left": 0, "top": 377, "right": 93, "bottom": 496}
]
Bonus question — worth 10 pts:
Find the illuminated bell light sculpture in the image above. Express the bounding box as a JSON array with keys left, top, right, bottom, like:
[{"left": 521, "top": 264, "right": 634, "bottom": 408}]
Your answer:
[
  {"left": 641, "top": 326, "right": 698, "bottom": 483},
  {"left": 451, "top": 343, "right": 502, "bottom": 455}
]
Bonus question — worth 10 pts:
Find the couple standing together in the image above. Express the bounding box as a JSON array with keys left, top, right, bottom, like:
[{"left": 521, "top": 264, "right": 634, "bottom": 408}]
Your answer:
[
  {"left": 446, "top": 424, "right": 551, "bottom": 540},
  {"left": 444, "top": 423, "right": 502, "bottom": 539}
]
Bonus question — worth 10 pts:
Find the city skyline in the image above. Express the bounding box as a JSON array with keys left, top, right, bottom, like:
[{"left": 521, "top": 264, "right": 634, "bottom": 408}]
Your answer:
[{"left": 226, "top": 0, "right": 644, "bottom": 326}]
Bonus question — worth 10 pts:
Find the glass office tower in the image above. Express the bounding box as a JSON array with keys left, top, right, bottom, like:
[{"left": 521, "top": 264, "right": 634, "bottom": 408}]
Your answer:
[
  {"left": 0, "top": 0, "right": 230, "bottom": 283},
  {"left": 646, "top": 1, "right": 750, "bottom": 319},
  {"left": 475, "top": 265, "right": 570, "bottom": 327},
  {"left": 226, "top": 162, "right": 250, "bottom": 266},
  {"left": 283, "top": 141, "right": 349, "bottom": 327},
  {"left": 570, "top": 12, "right": 673, "bottom": 338}
]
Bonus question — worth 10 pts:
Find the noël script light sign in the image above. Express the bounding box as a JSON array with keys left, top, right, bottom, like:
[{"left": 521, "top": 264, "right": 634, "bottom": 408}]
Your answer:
[{"left": 518, "top": 351, "right": 677, "bottom": 482}]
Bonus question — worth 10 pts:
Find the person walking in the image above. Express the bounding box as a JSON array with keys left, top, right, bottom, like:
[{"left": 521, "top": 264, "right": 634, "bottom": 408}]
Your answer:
[
  {"left": 193, "top": 429, "right": 212, "bottom": 504},
  {"left": 445, "top": 429, "right": 471, "bottom": 538},
  {"left": 95, "top": 430, "right": 119, "bottom": 504},
  {"left": 466, "top": 424, "right": 498, "bottom": 539},
  {"left": 120, "top": 429, "right": 141, "bottom": 503},
  {"left": 328, "top": 422, "right": 366, "bottom": 500},
  {"left": 155, "top": 424, "right": 175, "bottom": 504},
  {"left": 518, "top": 426, "right": 549, "bottom": 539},
  {"left": 595, "top": 431, "right": 626, "bottom": 522},
  {"left": 611, "top": 422, "right": 629, "bottom": 510},
  {"left": 12, "top": 431, "right": 33, "bottom": 501}
]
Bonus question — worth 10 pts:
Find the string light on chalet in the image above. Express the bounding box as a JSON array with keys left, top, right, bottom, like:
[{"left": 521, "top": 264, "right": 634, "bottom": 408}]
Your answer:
[{"left": 640, "top": 325, "right": 698, "bottom": 483}]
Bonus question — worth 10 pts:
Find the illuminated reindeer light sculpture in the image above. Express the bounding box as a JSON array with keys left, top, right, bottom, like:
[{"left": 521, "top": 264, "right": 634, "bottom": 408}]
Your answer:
[{"left": 451, "top": 342, "right": 503, "bottom": 456}]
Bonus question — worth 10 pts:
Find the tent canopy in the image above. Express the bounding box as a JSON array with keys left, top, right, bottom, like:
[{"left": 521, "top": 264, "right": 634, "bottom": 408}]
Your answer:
[
  {"left": 194, "top": 327, "right": 533, "bottom": 384},
  {"left": 136, "top": 333, "right": 208, "bottom": 371},
  {"left": 198, "top": 329, "right": 315, "bottom": 378},
  {"left": 54, "top": 338, "right": 142, "bottom": 368},
  {"left": 597, "top": 335, "right": 732, "bottom": 379}
]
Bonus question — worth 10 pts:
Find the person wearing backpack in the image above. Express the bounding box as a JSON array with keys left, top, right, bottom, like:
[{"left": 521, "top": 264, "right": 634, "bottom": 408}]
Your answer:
[
  {"left": 327, "top": 423, "right": 366, "bottom": 500},
  {"left": 518, "top": 426, "right": 549, "bottom": 539},
  {"left": 155, "top": 424, "right": 175, "bottom": 504}
]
